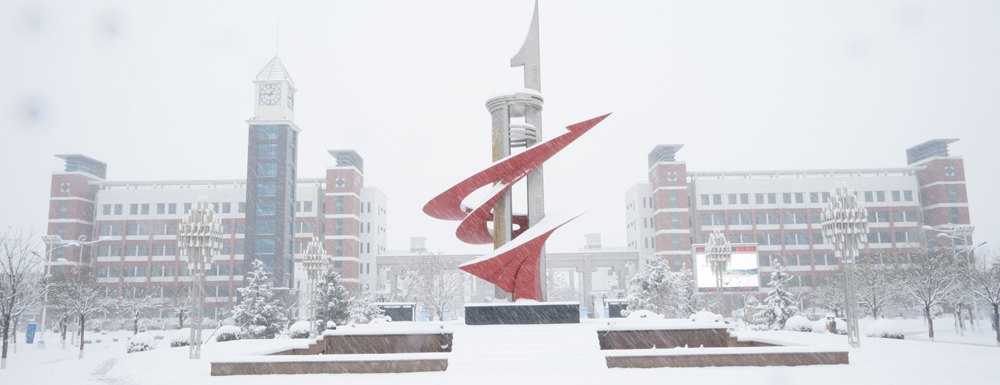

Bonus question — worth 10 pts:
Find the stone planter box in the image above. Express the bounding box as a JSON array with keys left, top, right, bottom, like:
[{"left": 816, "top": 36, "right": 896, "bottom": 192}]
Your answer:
[
  {"left": 211, "top": 354, "right": 449, "bottom": 376},
  {"left": 322, "top": 333, "right": 452, "bottom": 354},
  {"left": 604, "top": 347, "right": 849, "bottom": 368}
]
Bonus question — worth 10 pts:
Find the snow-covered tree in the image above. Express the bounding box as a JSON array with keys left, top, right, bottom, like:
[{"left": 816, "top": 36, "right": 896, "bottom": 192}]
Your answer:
[
  {"left": 313, "top": 266, "right": 349, "bottom": 328},
  {"left": 546, "top": 270, "right": 575, "bottom": 302},
  {"left": 116, "top": 280, "right": 158, "bottom": 335},
  {"left": 968, "top": 248, "right": 1000, "bottom": 345},
  {"left": 623, "top": 257, "right": 673, "bottom": 316},
  {"left": 50, "top": 267, "right": 109, "bottom": 359},
  {"left": 1, "top": 230, "right": 44, "bottom": 369},
  {"left": 899, "top": 247, "right": 963, "bottom": 341},
  {"left": 403, "top": 253, "right": 465, "bottom": 321},
  {"left": 753, "top": 259, "right": 798, "bottom": 330},
  {"left": 348, "top": 287, "right": 384, "bottom": 324},
  {"left": 669, "top": 267, "right": 701, "bottom": 317},
  {"left": 732, "top": 293, "right": 760, "bottom": 327},
  {"left": 230, "top": 259, "right": 285, "bottom": 339},
  {"left": 855, "top": 259, "right": 900, "bottom": 319},
  {"left": 811, "top": 272, "right": 845, "bottom": 317},
  {"left": 162, "top": 286, "right": 190, "bottom": 329}
]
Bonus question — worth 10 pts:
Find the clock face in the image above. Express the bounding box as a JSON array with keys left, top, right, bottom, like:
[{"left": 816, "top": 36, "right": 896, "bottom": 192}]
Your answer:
[
  {"left": 287, "top": 89, "right": 294, "bottom": 110},
  {"left": 259, "top": 84, "right": 281, "bottom": 105}
]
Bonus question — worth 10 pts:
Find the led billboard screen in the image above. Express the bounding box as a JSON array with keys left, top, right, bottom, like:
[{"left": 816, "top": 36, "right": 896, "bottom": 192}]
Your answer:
[{"left": 693, "top": 244, "right": 760, "bottom": 292}]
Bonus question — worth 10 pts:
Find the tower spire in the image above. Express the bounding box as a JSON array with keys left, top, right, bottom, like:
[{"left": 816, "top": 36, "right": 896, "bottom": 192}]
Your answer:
[{"left": 511, "top": 0, "right": 540, "bottom": 92}]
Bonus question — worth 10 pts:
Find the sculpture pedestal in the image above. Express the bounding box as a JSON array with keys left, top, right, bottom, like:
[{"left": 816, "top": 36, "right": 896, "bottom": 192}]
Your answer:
[{"left": 465, "top": 302, "right": 580, "bottom": 325}]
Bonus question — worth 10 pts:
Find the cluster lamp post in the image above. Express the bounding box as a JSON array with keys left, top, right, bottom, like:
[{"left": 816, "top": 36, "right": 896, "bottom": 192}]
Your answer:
[
  {"left": 821, "top": 184, "right": 868, "bottom": 348},
  {"left": 178, "top": 200, "right": 223, "bottom": 359},
  {"left": 303, "top": 237, "right": 326, "bottom": 336},
  {"left": 706, "top": 229, "right": 732, "bottom": 315}
]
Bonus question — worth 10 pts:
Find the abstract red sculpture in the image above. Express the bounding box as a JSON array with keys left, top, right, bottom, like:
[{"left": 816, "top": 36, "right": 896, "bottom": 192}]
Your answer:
[{"left": 423, "top": 113, "right": 611, "bottom": 301}]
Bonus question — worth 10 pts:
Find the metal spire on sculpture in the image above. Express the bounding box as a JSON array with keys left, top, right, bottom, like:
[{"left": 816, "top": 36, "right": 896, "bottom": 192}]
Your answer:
[
  {"left": 821, "top": 183, "right": 868, "bottom": 348},
  {"left": 178, "top": 199, "right": 223, "bottom": 359},
  {"left": 706, "top": 229, "right": 731, "bottom": 314}
]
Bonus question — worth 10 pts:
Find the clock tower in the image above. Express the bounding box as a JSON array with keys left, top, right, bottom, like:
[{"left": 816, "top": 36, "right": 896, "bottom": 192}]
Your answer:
[{"left": 244, "top": 56, "right": 300, "bottom": 289}]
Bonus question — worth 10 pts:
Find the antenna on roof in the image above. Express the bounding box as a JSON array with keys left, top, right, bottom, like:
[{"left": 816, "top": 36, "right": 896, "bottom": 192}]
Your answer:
[{"left": 275, "top": 19, "right": 280, "bottom": 56}]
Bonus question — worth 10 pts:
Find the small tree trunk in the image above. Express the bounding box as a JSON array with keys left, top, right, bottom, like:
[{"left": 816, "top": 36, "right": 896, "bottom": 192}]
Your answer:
[
  {"left": 993, "top": 304, "right": 999, "bottom": 347},
  {"left": 926, "top": 306, "right": 935, "bottom": 342},
  {"left": 968, "top": 305, "right": 975, "bottom": 332},
  {"left": 78, "top": 314, "right": 85, "bottom": 359},
  {"left": 178, "top": 310, "right": 184, "bottom": 330},
  {"left": 11, "top": 317, "right": 18, "bottom": 354},
  {"left": 1, "top": 315, "right": 10, "bottom": 369},
  {"left": 133, "top": 316, "right": 139, "bottom": 335}
]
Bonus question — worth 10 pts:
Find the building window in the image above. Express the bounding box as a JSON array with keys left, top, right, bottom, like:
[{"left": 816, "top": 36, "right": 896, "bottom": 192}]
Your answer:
[
  {"left": 127, "top": 204, "right": 136, "bottom": 215},
  {"left": 701, "top": 194, "right": 709, "bottom": 206},
  {"left": 256, "top": 182, "right": 277, "bottom": 196},
  {"left": 712, "top": 194, "right": 722, "bottom": 205},
  {"left": 255, "top": 239, "right": 275, "bottom": 254},
  {"left": 904, "top": 190, "right": 913, "bottom": 201},
  {"left": 783, "top": 212, "right": 807, "bottom": 224},
  {"left": 168, "top": 203, "right": 177, "bottom": 214},
  {"left": 755, "top": 193, "right": 764, "bottom": 204},
  {"left": 304, "top": 201, "right": 313, "bottom": 212},
  {"left": 58, "top": 200, "right": 67, "bottom": 219},
  {"left": 258, "top": 144, "right": 278, "bottom": 159},
  {"left": 238, "top": 202, "right": 246, "bottom": 213},
  {"left": 756, "top": 213, "right": 780, "bottom": 225},
  {"left": 795, "top": 193, "right": 804, "bottom": 204},
  {"left": 892, "top": 191, "right": 901, "bottom": 202},
  {"left": 876, "top": 191, "right": 885, "bottom": 202},
  {"left": 155, "top": 203, "right": 164, "bottom": 215},
  {"left": 334, "top": 240, "right": 343, "bottom": 256},
  {"left": 947, "top": 185, "right": 958, "bottom": 203},
  {"left": 103, "top": 204, "right": 111, "bottom": 215},
  {"left": 114, "top": 204, "right": 123, "bottom": 215},
  {"left": 671, "top": 234, "right": 680, "bottom": 250},
  {"left": 810, "top": 212, "right": 822, "bottom": 224},
  {"left": 728, "top": 194, "right": 737, "bottom": 205},
  {"left": 110, "top": 225, "right": 123, "bottom": 236},
  {"left": 222, "top": 202, "right": 230, "bottom": 214},
  {"left": 184, "top": 203, "right": 192, "bottom": 213},
  {"left": 256, "top": 220, "right": 275, "bottom": 235},
  {"left": 864, "top": 191, "right": 874, "bottom": 202},
  {"left": 670, "top": 213, "right": 679, "bottom": 229},
  {"left": 785, "top": 234, "right": 809, "bottom": 245},
  {"left": 141, "top": 204, "right": 150, "bottom": 215},
  {"left": 259, "top": 126, "right": 280, "bottom": 140},
  {"left": 263, "top": 259, "right": 275, "bottom": 273},
  {"left": 867, "top": 211, "right": 890, "bottom": 223},
  {"left": 822, "top": 192, "right": 830, "bottom": 203},
  {"left": 728, "top": 214, "right": 751, "bottom": 225},
  {"left": 257, "top": 163, "right": 277, "bottom": 177},
  {"left": 783, "top": 193, "right": 792, "bottom": 204},
  {"left": 335, "top": 196, "right": 344, "bottom": 214},
  {"left": 740, "top": 193, "right": 749, "bottom": 205},
  {"left": 950, "top": 207, "right": 960, "bottom": 224},
  {"left": 256, "top": 201, "right": 277, "bottom": 215},
  {"left": 810, "top": 192, "right": 819, "bottom": 204}
]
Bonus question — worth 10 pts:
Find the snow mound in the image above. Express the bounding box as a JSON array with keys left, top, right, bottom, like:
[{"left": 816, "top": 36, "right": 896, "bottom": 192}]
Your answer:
[
  {"left": 866, "top": 319, "right": 905, "bottom": 339},
  {"left": 127, "top": 332, "right": 155, "bottom": 353},
  {"left": 626, "top": 310, "right": 665, "bottom": 320},
  {"left": 216, "top": 325, "right": 242, "bottom": 342},
  {"left": 689, "top": 311, "right": 723, "bottom": 323},
  {"left": 289, "top": 321, "right": 311, "bottom": 339},
  {"left": 170, "top": 328, "right": 190, "bottom": 347},
  {"left": 368, "top": 316, "right": 392, "bottom": 324},
  {"left": 784, "top": 315, "right": 812, "bottom": 332}
]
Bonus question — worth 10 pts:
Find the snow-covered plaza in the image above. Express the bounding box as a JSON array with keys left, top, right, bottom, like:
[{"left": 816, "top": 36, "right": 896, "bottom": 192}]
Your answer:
[{"left": 3, "top": 317, "right": 999, "bottom": 385}]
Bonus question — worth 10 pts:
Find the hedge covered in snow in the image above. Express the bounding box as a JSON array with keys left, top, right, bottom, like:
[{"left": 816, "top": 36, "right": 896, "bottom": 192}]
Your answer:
[
  {"left": 865, "top": 319, "right": 905, "bottom": 339},
  {"left": 215, "top": 325, "right": 242, "bottom": 342},
  {"left": 127, "top": 333, "right": 156, "bottom": 353},
  {"left": 289, "top": 321, "right": 311, "bottom": 339},
  {"left": 170, "top": 328, "right": 190, "bottom": 347},
  {"left": 784, "top": 315, "right": 812, "bottom": 332}
]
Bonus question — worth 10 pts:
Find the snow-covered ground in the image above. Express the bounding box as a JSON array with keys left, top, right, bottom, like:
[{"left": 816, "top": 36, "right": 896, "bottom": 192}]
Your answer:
[{"left": 3, "top": 317, "right": 999, "bottom": 385}]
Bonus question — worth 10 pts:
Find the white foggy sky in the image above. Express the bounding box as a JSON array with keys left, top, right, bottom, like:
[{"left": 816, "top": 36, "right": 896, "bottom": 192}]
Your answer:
[{"left": 3, "top": 0, "right": 999, "bottom": 254}]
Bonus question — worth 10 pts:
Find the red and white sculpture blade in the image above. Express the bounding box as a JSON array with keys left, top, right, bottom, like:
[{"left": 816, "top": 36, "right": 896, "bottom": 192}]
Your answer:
[{"left": 423, "top": 113, "right": 611, "bottom": 301}]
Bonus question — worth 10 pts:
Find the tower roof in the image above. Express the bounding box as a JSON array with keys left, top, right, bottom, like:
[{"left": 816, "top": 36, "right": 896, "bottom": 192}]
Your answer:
[
  {"left": 256, "top": 56, "right": 295, "bottom": 86},
  {"left": 906, "top": 138, "right": 958, "bottom": 165},
  {"left": 648, "top": 144, "right": 684, "bottom": 168}
]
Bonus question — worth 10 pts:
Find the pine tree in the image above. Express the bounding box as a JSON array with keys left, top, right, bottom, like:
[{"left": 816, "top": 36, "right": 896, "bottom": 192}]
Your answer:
[
  {"left": 348, "top": 287, "right": 384, "bottom": 324},
  {"left": 230, "top": 259, "right": 285, "bottom": 339},
  {"left": 313, "top": 266, "right": 349, "bottom": 328},
  {"left": 752, "top": 258, "right": 798, "bottom": 330},
  {"left": 623, "top": 257, "right": 674, "bottom": 316},
  {"left": 669, "top": 267, "right": 701, "bottom": 317}
]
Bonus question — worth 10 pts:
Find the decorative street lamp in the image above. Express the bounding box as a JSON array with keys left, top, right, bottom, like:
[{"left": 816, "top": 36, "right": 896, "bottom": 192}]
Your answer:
[
  {"left": 706, "top": 229, "right": 732, "bottom": 315},
  {"left": 821, "top": 184, "right": 868, "bottom": 348},
  {"left": 303, "top": 237, "right": 326, "bottom": 336},
  {"left": 178, "top": 200, "right": 223, "bottom": 359},
  {"left": 34, "top": 235, "right": 109, "bottom": 350}
]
